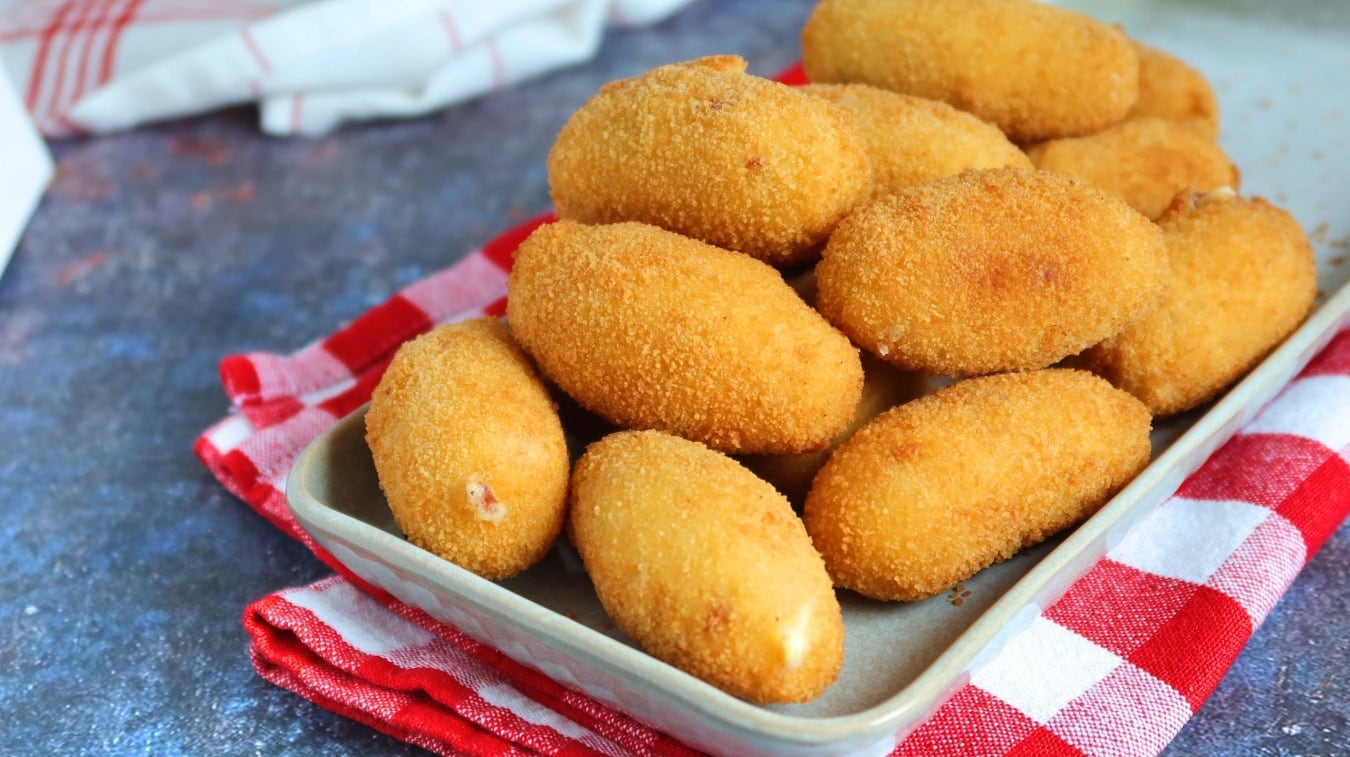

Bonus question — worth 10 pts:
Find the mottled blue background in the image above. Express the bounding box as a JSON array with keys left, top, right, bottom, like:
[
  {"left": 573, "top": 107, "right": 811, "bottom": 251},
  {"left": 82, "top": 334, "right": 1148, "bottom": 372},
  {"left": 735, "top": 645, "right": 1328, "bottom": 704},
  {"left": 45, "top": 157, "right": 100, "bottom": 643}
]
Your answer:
[{"left": 0, "top": 1, "right": 1344, "bottom": 754}]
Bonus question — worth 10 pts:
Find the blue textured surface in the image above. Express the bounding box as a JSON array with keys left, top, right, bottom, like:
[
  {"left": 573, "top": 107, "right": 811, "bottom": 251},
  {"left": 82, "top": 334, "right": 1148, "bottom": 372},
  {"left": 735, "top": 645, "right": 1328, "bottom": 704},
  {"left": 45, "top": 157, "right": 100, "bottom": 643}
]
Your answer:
[{"left": 0, "top": 1, "right": 1344, "bottom": 755}]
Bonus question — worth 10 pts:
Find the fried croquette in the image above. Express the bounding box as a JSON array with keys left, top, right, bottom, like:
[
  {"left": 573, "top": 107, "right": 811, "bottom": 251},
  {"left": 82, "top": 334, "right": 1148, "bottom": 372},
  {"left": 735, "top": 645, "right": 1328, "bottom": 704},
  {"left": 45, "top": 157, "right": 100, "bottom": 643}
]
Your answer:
[
  {"left": 801, "top": 0, "right": 1139, "bottom": 143},
  {"left": 1126, "top": 40, "right": 1220, "bottom": 140},
  {"left": 1026, "top": 117, "right": 1239, "bottom": 219},
  {"left": 803, "top": 369, "right": 1152, "bottom": 601},
  {"left": 744, "top": 270, "right": 925, "bottom": 504},
  {"left": 506, "top": 220, "right": 864, "bottom": 454},
  {"left": 365, "top": 319, "right": 569, "bottom": 580},
  {"left": 815, "top": 168, "right": 1167, "bottom": 376},
  {"left": 1083, "top": 191, "right": 1318, "bottom": 416},
  {"left": 547, "top": 55, "right": 871, "bottom": 266},
  {"left": 742, "top": 352, "right": 925, "bottom": 505},
  {"left": 799, "top": 83, "right": 1032, "bottom": 199},
  {"left": 570, "top": 430, "right": 845, "bottom": 703}
]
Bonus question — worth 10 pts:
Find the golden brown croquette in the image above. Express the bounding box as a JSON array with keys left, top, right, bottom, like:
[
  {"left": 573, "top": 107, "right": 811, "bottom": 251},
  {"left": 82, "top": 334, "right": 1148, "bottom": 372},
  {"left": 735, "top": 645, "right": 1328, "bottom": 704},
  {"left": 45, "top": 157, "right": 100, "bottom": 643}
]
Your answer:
[
  {"left": 506, "top": 220, "right": 864, "bottom": 454},
  {"left": 801, "top": 0, "right": 1139, "bottom": 142},
  {"left": 1026, "top": 117, "right": 1239, "bottom": 219},
  {"left": 815, "top": 168, "right": 1167, "bottom": 376},
  {"left": 571, "top": 430, "right": 844, "bottom": 703},
  {"left": 1126, "top": 39, "right": 1221, "bottom": 140},
  {"left": 799, "top": 83, "right": 1033, "bottom": 198},
  {"left": 548, "top": 56, "right": 871, "bottom": 266},
  {"left": 365, "top": 319, "right": 570, "bottom": 580},
  {"left": 803, "top": 370, "right": 1152, "bottom": 601},
  {"left": 1083, "top": 191, "right": 1317, "bottom": 416}
]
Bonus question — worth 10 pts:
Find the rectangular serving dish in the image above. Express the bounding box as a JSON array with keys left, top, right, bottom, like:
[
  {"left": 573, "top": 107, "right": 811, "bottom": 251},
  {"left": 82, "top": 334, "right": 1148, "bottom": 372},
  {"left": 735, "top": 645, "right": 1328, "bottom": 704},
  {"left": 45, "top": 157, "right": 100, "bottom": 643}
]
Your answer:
[
  {"left": 292, "top": 291, "right": 1348, "bottom": 757},
  {"left": 287, "top": 2, "right": 1350, "bottom": 754}
]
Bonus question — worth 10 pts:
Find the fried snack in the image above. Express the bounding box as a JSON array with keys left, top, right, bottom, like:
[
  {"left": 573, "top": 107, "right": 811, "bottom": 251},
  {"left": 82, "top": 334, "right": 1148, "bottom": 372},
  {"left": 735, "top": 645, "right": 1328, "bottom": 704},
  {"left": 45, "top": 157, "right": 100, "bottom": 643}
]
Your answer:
[
  {"left": 815, "top": 168, "right": 1167, "bottom": 376},
  {"left": 547, "top": 55, "right": 870, "bottom": 266},
  {"left": 1026, "top": 118, "right": 1239, "bottom": 219},
  {"left": 1083, "top": 191, "right": 1318, "bottom": 416},
  {"left": 742, "top": 352, "right": 925, "bottom": 505},
  {"left": 507, "top": 220, "right": 864, "bottom": 454},
  {"left": 804, "top": 370, "right": 1152, "bottom": 601},
  {"left": 799, "top": 83, "right": 1032, "bottom": 199},
  {"left": 571, "top": 430, "right": 845, "bottom": 703},
  {"left": 365, "top": 319, "right": 569, "bottom": 580},
  {"left": 1126, "top": 40, "right": 1220, "bottom": 140},
  {"left": 801, "top": 0, "right": 1139, "bottom": 143},
  {"left": 743, "top": 269, "right": 925, "bottom": 503}
]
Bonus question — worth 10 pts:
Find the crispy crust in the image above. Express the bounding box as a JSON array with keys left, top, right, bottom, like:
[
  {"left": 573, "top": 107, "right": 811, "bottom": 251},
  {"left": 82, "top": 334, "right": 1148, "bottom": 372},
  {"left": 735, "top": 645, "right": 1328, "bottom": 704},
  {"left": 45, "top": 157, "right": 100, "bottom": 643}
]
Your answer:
[
  {"left": 801, "top": 0, "right": 1139, "bottom": 142},
  {"left": 815, "top": 168, "right": 1167, "bottom": 376},
  {"left": 547, "top": 56, "right": 871, "bottom": 266},
  {"left": 1083, "top": 193, "right": 1318, "bottom": 416},
  {"left": 803, "top": 369, "right": 1152, "bottom": 601},
  {"left": 741, "top": 352, "right": 925, "bottom": 505},
  {"left": 1126, "top": 39, "right": 1220, "bottom": 140},
  {"left": 1026, "top": 117, "right": 1239, "bottom": 219},
  {"left": 506, "top": 220, "right": 864, "bottom": 454},
  {"left": 800, "top": 83, "right": 1032, "bottom": 198},
  {"left": 365, "top": 318, "right": 570, "bottom": 580},
  {"left": 570, "top": 430, "right": 845, "bottom": 703}
]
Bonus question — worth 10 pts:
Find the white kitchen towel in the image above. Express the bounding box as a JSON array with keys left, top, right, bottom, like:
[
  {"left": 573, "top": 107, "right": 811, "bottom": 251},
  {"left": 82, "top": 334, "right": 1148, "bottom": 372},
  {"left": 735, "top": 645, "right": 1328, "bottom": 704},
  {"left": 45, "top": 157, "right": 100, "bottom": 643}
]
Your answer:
[
  {"left": 0, "top": 59, "right": 51, "bottom": 278},
  {"left": 0, "top": 0, "right": 694, "bottom": 137}
]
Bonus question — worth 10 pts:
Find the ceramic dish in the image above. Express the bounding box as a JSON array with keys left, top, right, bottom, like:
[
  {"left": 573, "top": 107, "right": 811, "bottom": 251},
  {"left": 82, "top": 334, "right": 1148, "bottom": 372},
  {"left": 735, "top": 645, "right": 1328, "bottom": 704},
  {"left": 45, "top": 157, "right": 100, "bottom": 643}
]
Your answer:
[{"left": 288, "top": 2, "right": 1350, "bottom": 754}]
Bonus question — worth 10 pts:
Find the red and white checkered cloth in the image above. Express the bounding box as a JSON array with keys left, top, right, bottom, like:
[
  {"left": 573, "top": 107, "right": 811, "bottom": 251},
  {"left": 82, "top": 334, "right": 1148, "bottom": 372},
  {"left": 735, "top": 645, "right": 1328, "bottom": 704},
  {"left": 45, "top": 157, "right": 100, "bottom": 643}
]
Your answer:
[
  {"left": 0, "top": 0, "right": 693, "bottom": 137},
  {"left": 195, "top": 206, "right": 1350, "bottom": 756}
]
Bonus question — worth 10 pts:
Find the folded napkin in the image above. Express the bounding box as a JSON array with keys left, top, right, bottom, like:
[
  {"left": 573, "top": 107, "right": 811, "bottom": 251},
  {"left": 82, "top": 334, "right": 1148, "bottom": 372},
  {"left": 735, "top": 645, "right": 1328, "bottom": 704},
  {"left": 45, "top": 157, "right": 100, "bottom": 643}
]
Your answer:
[
  {"left": 196, "top": 207, "right": 1350, "bottom": 756},
  {"left": 0, "top": 0, "right": 693, "bottom": 137},
  {"left": 0, "top": 56, "right": 51, "bottom": 279}
]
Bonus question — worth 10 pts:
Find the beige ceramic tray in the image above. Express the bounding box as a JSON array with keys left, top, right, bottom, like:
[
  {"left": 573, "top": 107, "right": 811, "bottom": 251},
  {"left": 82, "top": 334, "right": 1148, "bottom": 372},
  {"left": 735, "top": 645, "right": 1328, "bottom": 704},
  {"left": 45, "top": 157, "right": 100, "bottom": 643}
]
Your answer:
[{"left": 288, "top": 2, "right": 1350, "bottom": 754}]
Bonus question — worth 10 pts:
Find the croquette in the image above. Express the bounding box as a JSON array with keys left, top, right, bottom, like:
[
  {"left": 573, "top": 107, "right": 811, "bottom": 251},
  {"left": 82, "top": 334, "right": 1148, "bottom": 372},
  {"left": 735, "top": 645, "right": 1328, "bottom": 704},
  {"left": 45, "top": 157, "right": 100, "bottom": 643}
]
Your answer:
[
  {"left": 506, "top": 220, "right": 864, "bottom": 454},
  {"left": 1026, "top": 117, "right": 1239, "bottom": 219},
  {"left": 801, "top": 0, "right": 1139, "bottom": 142},
  {"left": 800, "top": 83, "right": 1032, "bottom": 198},
  {"left": 570, "top": 430, "right": 845, "bottom": 703},
  {"left": 803, "top": 369, "right": 1152, "bottom": 601},
  {"left": 548, "top": 55, "right": 871, "bottom": 266},
  {"left": 743, "top": 270, "right": 926, "bottom": 504},
  {"left": 1083, "top": 191, "right": 1318, "bottom": 416},
  {"left": 815, "top": 168, "right": 1167, "bottom": 376},
  {"left": 1126, "top": 39, "right": 1220, "bottom": 140},
  {"left": 742, "top": 352, "right": 925, "bottom": 505},
  {"left": 365, "top": 319, "right": 570, "bottom": 580}
]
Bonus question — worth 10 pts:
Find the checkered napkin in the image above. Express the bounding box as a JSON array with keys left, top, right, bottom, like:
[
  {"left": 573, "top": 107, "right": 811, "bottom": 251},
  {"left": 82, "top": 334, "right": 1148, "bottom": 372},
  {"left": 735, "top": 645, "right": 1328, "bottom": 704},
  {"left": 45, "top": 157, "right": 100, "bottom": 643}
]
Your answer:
[
  {"left": 195, "top": 208, "right": 1350, "bottom": 756},
  {"left": 0, "top": 0, "right": 693, "bottom": 137}
]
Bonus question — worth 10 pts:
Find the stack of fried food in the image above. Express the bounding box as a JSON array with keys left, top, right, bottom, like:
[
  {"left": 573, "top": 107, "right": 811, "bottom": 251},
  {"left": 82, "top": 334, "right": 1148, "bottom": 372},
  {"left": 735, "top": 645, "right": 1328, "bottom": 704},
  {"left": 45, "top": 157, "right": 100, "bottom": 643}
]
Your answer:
[{"left": 364, "top": 0, "right": 1318, "bottom": 704}]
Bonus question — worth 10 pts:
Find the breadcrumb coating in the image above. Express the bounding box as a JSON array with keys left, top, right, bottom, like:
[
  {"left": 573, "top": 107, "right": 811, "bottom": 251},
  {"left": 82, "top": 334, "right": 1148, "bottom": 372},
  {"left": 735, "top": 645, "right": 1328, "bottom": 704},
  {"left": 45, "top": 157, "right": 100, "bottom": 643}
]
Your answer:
[
  {"left": 506, "top": 220, "right": 863, "bottom": 454},
  {"left": 801, "top": 0, "right": 1139, "bottom": 142},
  {"left": 570, "top": 430, "right": 844, "bottom": 703},
  {"left": 803, "top": 369, "right": 1152, "bottom": 601},
  {"left": 1126, "top": 40, "right": 1220, "bottom": 140},
  {"left": 365, "top": 319, "right": 569, "bottom": 580},
  {"left": 1026, "top": 117, "right": 1239, "bottom": 219},
  {"left": 815, "top": 168, "right": 1167, "bottom": 376},
  {"left": 547, "top": 55, "right": 871, "bottom": 266},
  {"left": 742, "top": 352, "right": 924, "bottom": 506},
  {"left": 800, "top": 83, "right": 1032, "bottom": 199},
  {"left": 742, "top": 271, "right": 926, "bottom": 504},
  {"left": 1084, "top": 192, "right": 1317, "bottom": 416}
]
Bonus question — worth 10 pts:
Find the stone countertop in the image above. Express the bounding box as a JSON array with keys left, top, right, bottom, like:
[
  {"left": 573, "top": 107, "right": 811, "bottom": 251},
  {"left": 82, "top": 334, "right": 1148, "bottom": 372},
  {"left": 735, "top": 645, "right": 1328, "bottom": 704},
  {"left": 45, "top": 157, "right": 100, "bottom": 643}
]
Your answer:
[{"left": 0, "top": 1, "right": 1344, "bottom": 754}]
